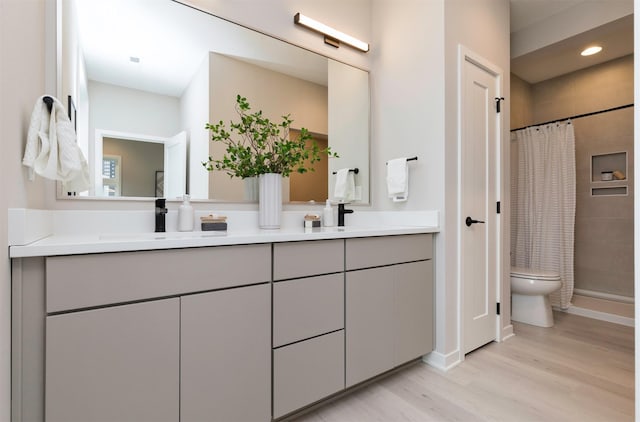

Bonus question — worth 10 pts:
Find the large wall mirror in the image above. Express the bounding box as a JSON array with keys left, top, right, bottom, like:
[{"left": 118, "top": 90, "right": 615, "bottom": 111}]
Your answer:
[{"left": 59, "top": 0, "right": 370, "bottom": 203}]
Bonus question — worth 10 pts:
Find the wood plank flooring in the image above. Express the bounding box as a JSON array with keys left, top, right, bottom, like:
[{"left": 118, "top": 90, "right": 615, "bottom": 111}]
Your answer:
[{"left": 291, "top": 312, "right": 634, "bottom": 422}]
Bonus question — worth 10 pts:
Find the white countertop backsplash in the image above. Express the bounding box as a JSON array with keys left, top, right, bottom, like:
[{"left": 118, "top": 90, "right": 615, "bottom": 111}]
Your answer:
[{"left": 8, "top": 208, "right": 439, "bottom": 258}]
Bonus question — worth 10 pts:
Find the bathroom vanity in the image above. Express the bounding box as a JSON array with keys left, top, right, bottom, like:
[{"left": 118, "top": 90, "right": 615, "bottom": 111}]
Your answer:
[{"left": 11, "top": 227, "right": 435, "bottom": 422}]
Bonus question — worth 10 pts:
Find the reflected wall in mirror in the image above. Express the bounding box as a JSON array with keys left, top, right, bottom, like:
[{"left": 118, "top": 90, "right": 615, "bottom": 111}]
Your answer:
[{"left": 59, "top": 0, "right": 369, "bottom": 203}]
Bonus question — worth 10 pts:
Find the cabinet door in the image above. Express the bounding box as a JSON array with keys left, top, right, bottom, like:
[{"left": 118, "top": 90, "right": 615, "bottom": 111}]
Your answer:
[
  {"left": 345, "top": 268, "right": 394, "bottom": 387},
  {"left": 394, "top": 260, "right": 434, "bottom": 365},
  {"left": 46, "top": 298, "right": 180, "bottom": 422},
  {"left": 181, "top": 283, "right": 271, "bottom": 422}
]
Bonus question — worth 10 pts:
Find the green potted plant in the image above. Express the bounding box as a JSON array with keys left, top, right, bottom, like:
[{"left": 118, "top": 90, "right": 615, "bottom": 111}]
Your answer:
[{"left": 203, "top": 95, "right": 337, "bottom": 228}]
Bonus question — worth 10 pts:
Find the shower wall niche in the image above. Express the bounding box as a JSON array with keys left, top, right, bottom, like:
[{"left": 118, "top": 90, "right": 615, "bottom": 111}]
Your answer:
[{"left": 590, "top": 151, "right": 628, "bottom": 196}]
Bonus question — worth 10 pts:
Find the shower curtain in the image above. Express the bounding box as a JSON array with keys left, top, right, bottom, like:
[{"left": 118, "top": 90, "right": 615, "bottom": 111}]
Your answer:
[{"left": 512, "top": 122, "right": 576, "bottom": 309}]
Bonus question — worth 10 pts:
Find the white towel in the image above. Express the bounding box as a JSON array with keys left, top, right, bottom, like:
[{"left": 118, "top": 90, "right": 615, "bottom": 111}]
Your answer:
[
  {"left": 333, "top": 168, "right": 355, "bottom": 201},
  {"left": 386, "top": 158, "right": 408, "bottom": 202},
  {"left": 23, "top": 95, "right": 90, "bottom": 192}
]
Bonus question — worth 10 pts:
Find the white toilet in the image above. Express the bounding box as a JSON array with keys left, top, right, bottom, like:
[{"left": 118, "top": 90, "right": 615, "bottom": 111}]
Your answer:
[{"left": 511, "top": 267, "right": 562, "bottom": 327}]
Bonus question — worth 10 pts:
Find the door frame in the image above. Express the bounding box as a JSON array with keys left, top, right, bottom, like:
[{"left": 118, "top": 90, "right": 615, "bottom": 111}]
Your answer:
[{"left": 457, "top": 45, "right": 507, "bottom": 362}]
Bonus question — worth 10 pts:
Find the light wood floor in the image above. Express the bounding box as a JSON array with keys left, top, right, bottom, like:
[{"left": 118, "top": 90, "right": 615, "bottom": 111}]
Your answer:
[{"left": 292, "top": 312, "right": 634, "bottom": 422}]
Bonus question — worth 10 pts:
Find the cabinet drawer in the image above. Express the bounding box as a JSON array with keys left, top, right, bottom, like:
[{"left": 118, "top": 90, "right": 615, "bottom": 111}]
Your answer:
[
  {"left": 274, "top": 273, "right": 344, "bottom": 347},
  {"left": 46, "top": 244, "right": 270, "bottom": 313},
  {"left": 273, "top": 239, "right": 343, "bottom": 280},
  {"left": 273, "top": 330, "right": 344, "bottom": 418},
  {"left": 346, "top": 234, "right": 432, "bottom": 270}
]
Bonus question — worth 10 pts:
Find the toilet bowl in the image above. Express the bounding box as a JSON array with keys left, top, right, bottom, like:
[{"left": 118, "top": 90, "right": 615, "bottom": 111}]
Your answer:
[{"left": 511, "top": 267, "right": 562, "bottom": 327}]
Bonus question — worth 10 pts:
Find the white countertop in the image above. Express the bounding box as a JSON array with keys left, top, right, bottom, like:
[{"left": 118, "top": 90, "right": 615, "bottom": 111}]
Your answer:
[
  {"left": 9, "top": 225, "right": 438, "bottom": 258},
  {"left": 8, "top": 208, "right": 439, "bottom": 258}
]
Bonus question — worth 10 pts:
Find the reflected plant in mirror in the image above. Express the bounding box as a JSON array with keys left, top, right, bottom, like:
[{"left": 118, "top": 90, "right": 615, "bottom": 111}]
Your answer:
[{"left": 203, "top": 95, "right": 338, "bottom": 180}]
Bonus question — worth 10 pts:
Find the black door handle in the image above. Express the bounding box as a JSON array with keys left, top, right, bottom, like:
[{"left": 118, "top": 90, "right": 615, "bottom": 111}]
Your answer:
[{"left": 465, "top": 216, "right": 485, "bottom": 227}]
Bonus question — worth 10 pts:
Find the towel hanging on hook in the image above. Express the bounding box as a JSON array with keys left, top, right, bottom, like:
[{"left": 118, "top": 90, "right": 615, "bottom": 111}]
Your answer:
[{"left": 23, "top": 95, "right": 91, "bottom": 192}]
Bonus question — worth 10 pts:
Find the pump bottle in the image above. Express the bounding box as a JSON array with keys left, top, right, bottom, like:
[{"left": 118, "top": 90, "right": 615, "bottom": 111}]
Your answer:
[
  {"left": 178, "top": 194, "right": 194, "bottom": 231},
  {"left": 323, "top": 200, "right": 334, "bottom": 227}
]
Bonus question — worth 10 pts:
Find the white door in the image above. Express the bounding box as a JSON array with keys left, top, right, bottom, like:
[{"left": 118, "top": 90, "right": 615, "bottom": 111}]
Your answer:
[
  {"left": 461, "top": 52, "right": 501, "bottom": 354},
  {"left": 164, "top": 131, "right": 187, "bottom": 199}
]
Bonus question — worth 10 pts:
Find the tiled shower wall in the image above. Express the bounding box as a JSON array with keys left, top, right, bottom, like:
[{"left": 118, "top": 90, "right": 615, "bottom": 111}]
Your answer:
[{"left": 510, "top": 54, "right": 634, "bottom": 299}]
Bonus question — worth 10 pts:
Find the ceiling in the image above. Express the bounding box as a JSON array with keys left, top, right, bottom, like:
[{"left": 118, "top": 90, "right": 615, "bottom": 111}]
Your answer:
[{"left": 510, "top": 0, "right": 634, "bottom": 84}]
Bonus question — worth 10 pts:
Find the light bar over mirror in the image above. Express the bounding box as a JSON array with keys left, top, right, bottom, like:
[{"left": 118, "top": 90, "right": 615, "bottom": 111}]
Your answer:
[{"left": 294, "top": 13, "right": 370, "bottom": 53}]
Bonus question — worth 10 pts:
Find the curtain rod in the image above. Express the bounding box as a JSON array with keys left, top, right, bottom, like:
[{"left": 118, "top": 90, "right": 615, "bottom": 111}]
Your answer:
[{"left": 510, "top": 103, "right": 634, "bottom": 132}]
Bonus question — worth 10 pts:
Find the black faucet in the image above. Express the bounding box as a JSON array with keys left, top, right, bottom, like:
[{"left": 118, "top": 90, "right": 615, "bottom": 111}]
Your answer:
[
  {"left": 155, "top": 198, "right": 168, "bottom": 232},
  {"left": 337, "top": 203, "right": 353, "bottom": 227}
]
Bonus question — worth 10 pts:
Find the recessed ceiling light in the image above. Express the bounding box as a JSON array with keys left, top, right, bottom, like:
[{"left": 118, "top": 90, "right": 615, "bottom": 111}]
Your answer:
[
  {"left": 129, "top": 56, "right": 140, "bottom": 63},
  {"left": 581, "top": 46, "right": 602, "bottom": 56}
]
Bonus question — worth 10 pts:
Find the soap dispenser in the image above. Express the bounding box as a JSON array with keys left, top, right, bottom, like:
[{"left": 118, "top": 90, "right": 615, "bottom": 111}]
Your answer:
[
  {"left": 323, "top": 200, "right": 334, "bottom": 227},
  {"left": 178, "top": 194, "right": 194, "bottom": 232}
]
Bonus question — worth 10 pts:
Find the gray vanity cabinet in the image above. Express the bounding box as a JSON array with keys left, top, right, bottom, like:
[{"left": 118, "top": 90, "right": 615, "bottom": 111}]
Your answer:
[
  {"left": 46, "top": 298, "right": 180, "bottom": 422},
  {"left": 12, "top": 234, "right": 435, "bottom": 422},
  {"left": 272, "top": 240, "right": 345, "bottom": 418},
  {"left": 31, "top": 244, "right": 271, "bottom": 422},
  {"left": 181, "top": 284, "right": 271, "bottom": 422},
  {"left": 345, "top": 234, "right": 434, "bottom": 387}
]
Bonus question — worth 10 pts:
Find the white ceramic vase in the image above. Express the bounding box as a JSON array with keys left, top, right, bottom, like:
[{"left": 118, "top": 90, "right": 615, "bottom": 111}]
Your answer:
[{"left": 258, "top": 173, "right": 282, "bottom": 229}]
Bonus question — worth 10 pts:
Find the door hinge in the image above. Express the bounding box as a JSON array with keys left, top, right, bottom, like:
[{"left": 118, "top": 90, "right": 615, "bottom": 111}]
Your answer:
[
  {"left": 495, "top": 97, "right": 505, "bottom": 113},
  {"left": 496, "top": 303, "right": 501, "bottom": 315},
  {"left": 497, "top": 201, "right": 501, "bottom": 214}
]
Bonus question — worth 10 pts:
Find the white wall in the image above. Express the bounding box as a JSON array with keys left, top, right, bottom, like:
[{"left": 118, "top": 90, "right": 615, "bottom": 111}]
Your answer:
[
  {"left": 371, "top": 0, "right": 448, "bottom": 363},
  {"left": 89, "top": 81, "right": 181, "bottom": 138},
  {"left": 0, "top": 1, "right": 53, "bottom": 419},
  {"left": 180, "top": 54, "right": 210, "bottom": 199}
]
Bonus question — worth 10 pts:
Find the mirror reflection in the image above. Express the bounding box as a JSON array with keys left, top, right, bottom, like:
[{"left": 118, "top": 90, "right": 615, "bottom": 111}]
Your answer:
[{"left": 60, "top": 0, "right": 370, "bottom": 203}]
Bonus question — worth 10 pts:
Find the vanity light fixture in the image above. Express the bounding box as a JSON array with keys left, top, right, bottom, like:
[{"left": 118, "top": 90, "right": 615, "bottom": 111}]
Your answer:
[
  {"left": 581, "top": 45, "right": 602, "bottom": 56},
  {"left": 294, "top": 13, "right": 369, "bottom": 53}
]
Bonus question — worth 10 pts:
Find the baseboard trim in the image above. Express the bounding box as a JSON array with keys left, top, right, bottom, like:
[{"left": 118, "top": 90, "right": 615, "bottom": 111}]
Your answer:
[
  {"left": 422, "top": 349, "right": 461, "bottom": 371},
  {"left": 500, "top": 324, "right": 515, "bottom": 341},
  {"left": 554, "top": 305, "right": 635, "bottom": 327},
  {"left": 573, "top": 288, "right": 634, "bottom": 304}
]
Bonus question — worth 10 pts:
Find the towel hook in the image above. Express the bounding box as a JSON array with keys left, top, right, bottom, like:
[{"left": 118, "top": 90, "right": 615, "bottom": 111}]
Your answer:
[{"left": 43, "top": 96, "right": 53, "bottom": 114}]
